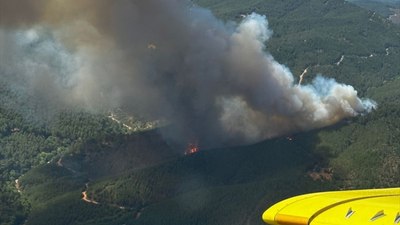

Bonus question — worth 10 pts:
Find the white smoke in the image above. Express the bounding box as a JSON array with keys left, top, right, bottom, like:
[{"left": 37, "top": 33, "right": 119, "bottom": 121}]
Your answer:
[
  {"left": 216, "top": 14, "right": 376, "bottom": 143},
  {"left": 0, "top": 1, "right": 376, "bottom": 147}
]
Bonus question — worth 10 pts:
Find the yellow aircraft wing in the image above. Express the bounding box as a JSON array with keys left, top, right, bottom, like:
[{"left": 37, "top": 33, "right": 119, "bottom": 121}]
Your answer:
[{"left": 262, "top": 187, "right": 400, "bottom": 225}]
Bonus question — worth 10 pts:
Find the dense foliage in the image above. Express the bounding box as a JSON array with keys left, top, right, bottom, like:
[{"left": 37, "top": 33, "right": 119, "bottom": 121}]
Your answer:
[
  {"left": 1, "top": 0, "right": 399, "bottom": 224},
  {"left": 0, "top": 103, "right": 126, "bottom": 224},
  {"left": 347, "top": 0, "right": 400, "bottom": 18}
]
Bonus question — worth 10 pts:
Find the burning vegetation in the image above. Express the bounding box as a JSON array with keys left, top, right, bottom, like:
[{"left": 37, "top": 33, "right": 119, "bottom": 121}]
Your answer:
[
  {"left": 185, "top": 143, "right": 200, "bottom": 155},
  {"left": 0, "top": 0, "right": 376, "bottom": 148}
]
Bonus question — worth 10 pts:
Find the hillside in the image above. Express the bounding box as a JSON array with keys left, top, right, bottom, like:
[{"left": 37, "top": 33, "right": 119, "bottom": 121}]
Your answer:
[
  {"left": 347, "top": 0, "right": 400, "bottom": 23},
  {"left": 1, "top": 0, "right": 400, "bottom": 225}
]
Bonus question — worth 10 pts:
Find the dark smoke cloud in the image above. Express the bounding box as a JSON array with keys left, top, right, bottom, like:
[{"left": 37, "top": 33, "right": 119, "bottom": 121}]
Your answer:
[{"left": 0, "top": 0, "right": 376, "bottom": 147}]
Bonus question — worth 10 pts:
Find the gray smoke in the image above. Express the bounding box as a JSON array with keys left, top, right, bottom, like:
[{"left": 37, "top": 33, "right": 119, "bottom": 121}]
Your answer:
[{"left": 0, "top": 0, "right": 376, "bottom": 147}]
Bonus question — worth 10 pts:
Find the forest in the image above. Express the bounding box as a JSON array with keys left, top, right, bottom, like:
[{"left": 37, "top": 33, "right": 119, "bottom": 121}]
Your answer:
[{"left": 1, "top": 0, "right": 400, "bottom": 224}]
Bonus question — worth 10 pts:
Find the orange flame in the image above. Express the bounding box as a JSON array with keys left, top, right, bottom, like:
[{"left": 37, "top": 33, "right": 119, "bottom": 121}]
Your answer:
[{"left": 185, "top": 143, "right": 199, "bottom": 155}]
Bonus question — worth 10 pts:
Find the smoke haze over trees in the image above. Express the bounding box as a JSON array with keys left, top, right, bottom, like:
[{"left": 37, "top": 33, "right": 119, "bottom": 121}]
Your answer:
[{"left": 0, "top": 0, "right": 376, "bottom": 147}]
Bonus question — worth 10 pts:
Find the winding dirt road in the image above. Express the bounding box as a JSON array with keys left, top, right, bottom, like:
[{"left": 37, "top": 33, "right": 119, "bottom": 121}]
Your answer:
[{"left": 81, "top": 183, "right": 99, "bottom": 204}]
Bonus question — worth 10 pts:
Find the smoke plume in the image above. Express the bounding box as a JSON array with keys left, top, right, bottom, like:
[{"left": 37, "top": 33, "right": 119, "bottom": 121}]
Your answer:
[{"left": 0, "top": 0, "right": 376, "bottom": 147}]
